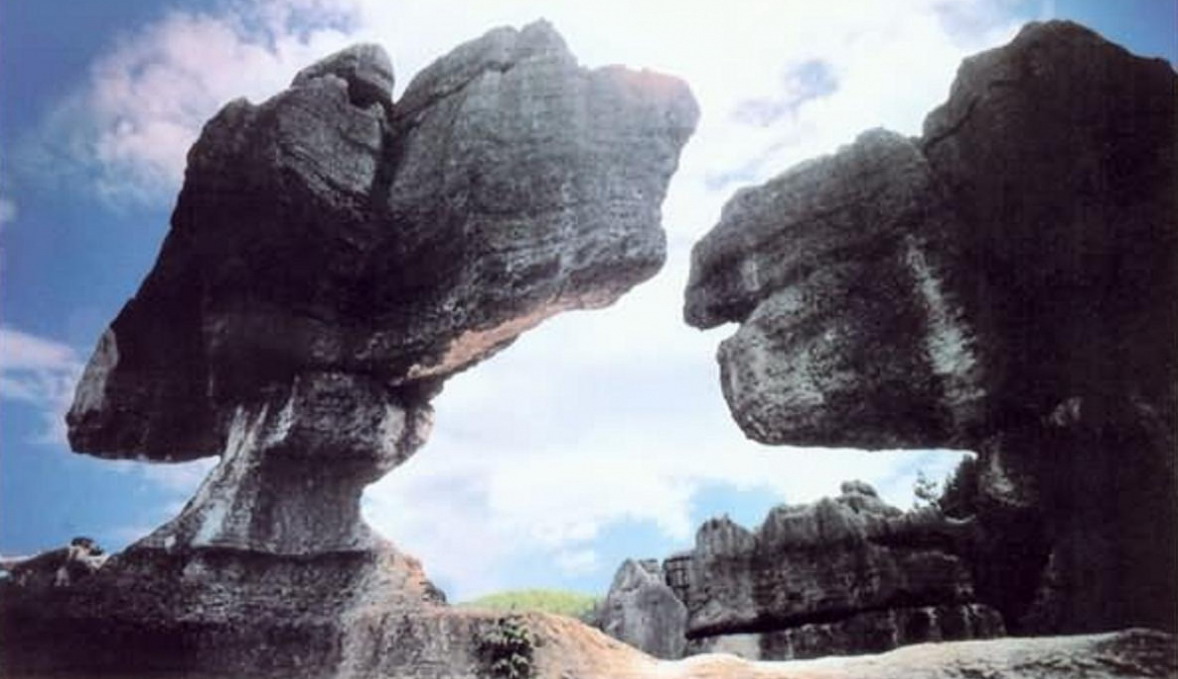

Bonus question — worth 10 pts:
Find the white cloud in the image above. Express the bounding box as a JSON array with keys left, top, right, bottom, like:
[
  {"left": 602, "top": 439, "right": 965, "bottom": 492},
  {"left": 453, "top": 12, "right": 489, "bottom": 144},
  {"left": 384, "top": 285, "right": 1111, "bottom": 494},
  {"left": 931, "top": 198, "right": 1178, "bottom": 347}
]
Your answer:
[
  {"left": 555, "top": 548, "right": 601, "bottom": 577},
  {"left": 25, "top": 0, "right": 1025, "bottom": 597},
  {"left": 0, "top": 327, "right": 84, "bottom": 444},
  {"left": 0, "top": 198, "right": 16, "bottom": 230},
  {"left": 24, "top": 1, "right": 355, "bottom": 204},
  {"left": 0, "top": 326, "right": 216, "bottom": 533}
]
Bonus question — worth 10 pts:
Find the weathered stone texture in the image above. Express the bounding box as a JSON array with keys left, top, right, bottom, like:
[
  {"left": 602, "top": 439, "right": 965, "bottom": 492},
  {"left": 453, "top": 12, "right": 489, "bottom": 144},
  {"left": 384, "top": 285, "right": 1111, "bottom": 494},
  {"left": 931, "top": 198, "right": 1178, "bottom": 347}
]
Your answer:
[
  {"left": 67, "top": 20, "right": 698, "bottom": 462},
  {"left": 3, "top": 21, "right": 697, "bottom": 679},
  {"left": 599, "top": 559, "right": 689, "bottom": 659},
  {"left": 685, "top": 20, "right": 1177, "bottom": 634},
  {"left": 678, "top": 483, "right": 1002, "bottom": 659},
  {"left": 602, "top": 483, "right": 1001, "bottom": 661}
]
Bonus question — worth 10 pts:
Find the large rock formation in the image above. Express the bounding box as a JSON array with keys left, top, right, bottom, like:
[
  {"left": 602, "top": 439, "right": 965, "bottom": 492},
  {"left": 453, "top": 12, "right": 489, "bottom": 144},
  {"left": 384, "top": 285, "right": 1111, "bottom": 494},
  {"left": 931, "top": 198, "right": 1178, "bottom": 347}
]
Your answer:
[
  {"left": 64, "top": 20, "right": 696, "bottom": 559},
  {"left": 602, "top": 482, "right": 1003, "bottom": 661},
  {"left": 685, "top": 21, "right": 1177, "bottom": 635},
  {"left": 1, "top": 21, "right": 698, "bottom": 679}
]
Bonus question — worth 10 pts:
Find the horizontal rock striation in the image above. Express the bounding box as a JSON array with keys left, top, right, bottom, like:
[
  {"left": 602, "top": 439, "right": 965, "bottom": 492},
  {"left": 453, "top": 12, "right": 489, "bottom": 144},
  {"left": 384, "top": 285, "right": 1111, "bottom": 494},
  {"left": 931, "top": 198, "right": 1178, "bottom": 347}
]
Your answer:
[
  {"left": 686, "top": 604, "right": 1003, "bottom": 661},
  {"left": 685, "top": 21, "right": 1177, "bottom": 635},
  {"left": 601, "top": 482, "right": 1002, "bottom": 661}
]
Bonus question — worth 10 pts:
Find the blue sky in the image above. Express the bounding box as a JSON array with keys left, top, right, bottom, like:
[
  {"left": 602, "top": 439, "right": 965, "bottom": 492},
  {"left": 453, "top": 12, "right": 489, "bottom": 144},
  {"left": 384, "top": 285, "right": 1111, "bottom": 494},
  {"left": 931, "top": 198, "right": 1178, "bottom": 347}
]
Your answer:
[{"left": 1, "top": 0, "right": 1174, "bottom": 601}]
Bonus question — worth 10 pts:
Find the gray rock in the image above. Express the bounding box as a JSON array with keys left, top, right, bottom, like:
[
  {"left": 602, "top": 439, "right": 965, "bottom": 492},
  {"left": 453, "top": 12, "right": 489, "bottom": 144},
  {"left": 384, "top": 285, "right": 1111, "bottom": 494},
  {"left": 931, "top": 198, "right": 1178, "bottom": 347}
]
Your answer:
[
  {"left": 679, "top": 484, "right": 999, "bottom": 658},
  {"left": 687, "top": 604, "right": 1005, "bottom": 660},
  {"left": 684, "top": 20, "right": 1177, "bottom": 634},
  {"left": 722, "top": 629, "right": 1176, "bottom": 679},
  {"left": 2, "top": 21, "right": 698, "bottom": 679},
  {"left": 292, "top": 43, "right": 395, "bottom": 109},
  {"left": 133, "top": 372, "right": 433, "bottom": 554},
  {"left": 67, "top": 19, "right": 698, "bottom": 462},
  {"left": 601, "top": 483, "right": 1000, "bottom": 661},
  {"left": 600, "top": 559, "right": 688, "bottom": 659},
  {"left": 692, "top": 129, "right": 984, "bottom": 450}
]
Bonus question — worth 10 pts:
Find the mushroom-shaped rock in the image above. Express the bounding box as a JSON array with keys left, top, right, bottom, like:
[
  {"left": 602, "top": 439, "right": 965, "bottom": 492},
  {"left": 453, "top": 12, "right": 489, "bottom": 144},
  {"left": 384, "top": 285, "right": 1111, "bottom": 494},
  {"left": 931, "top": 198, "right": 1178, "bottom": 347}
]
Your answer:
[
  {"left": 1, "top": 23, "right": 697, "bottom": 679},
  {"left": 63, "top": 21, "right": 696, "bottom": 560},
  {"left": 70, "top": 21, "right": 698, "bottom": 463}
]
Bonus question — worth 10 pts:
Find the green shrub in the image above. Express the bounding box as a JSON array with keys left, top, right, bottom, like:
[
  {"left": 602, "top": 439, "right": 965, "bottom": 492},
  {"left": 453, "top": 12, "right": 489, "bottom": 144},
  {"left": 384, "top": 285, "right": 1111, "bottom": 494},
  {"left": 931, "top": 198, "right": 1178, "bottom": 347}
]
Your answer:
[{"left": 476, "top": 615, "right": 535, "bottom": 679}]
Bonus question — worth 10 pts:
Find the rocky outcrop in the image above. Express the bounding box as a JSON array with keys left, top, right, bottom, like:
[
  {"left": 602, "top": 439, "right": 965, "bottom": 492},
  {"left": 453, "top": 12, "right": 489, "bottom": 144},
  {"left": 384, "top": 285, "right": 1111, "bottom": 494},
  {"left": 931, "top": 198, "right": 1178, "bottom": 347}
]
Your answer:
[
  {"left": 599, "top": 559, "right": 689, "bottom": 659},
  {"left": 68, "top": 24, "right": 697, "bottom": 463},
  {"left": 602, "top": 482, "right": 1002, "bottom": 661},
  {"left": 1, "top": 21, "right": 697, "bottom": 679},
  {"left": 685, "top": 20, "right": 1177, "bottom": 635},
  {"left": 60, "top": 19, "right": 695, "bottom": 559}
]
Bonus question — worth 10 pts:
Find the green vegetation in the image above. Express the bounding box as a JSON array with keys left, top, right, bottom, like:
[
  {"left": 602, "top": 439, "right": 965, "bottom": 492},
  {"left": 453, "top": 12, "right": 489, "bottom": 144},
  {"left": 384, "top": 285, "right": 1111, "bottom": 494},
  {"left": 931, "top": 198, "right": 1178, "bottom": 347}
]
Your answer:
[
  {"left": 459, "top": 589, "right": 600, "bottom": 621},
  {"left": 475, "top": 615, "right": 535, "bottom": 679}
]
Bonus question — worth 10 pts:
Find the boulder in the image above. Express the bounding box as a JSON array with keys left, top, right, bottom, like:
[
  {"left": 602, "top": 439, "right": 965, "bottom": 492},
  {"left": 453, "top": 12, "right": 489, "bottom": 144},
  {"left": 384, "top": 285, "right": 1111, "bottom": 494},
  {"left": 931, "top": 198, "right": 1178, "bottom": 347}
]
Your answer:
[
  {"left": 684, "top": 20, "right": 1177, "bottom": 634},
  {"left": 599, "top": 559, "right": 689, "bottom": 659},
  {"left": 2, "top": 21, "right": 697, "bottom": 679}
]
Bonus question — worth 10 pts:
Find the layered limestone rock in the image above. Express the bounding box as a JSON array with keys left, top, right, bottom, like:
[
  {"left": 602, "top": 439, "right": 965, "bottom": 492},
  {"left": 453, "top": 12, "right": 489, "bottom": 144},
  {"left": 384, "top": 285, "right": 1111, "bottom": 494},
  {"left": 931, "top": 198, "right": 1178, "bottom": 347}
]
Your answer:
[
  {"left": 599, "top": 559, "right": 689, "bottom": 659},
  {"left": 2, "top": 21, "right": 698, "bottom": 679},
  {"left": 60, "top": 21, "right": 695, "bottom": 561},
  {"left": 69, "top": 23, "right": 697, "bottom": 462},
  {"left": 685, "top": 20, "right": 1177, "bottom": 634},
  {"left": 602, "top": 482, "right": 1001, "bottom": 661}
]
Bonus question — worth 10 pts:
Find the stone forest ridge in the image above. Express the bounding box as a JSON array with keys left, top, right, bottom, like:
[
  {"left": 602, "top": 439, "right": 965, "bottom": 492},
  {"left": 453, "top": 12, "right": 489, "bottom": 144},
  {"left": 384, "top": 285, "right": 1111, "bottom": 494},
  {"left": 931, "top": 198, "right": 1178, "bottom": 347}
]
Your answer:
[{"left": 1, "top": 17, "right": 1175, "bottom": 679}]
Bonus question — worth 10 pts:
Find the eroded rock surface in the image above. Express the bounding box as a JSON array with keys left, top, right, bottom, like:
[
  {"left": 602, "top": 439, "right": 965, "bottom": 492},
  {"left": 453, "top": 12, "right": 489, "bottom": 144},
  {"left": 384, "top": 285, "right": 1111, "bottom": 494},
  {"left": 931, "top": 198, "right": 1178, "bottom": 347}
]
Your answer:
[
  {"left": 2, "top": 21, "right": 697, "bottom": 679},
  {"left": 602, "top": 482, "right": 1002, "bottom": 661},
  {"left": 599, "top": 559, "right": 689, "bottom": 659},
  {"left": 685, "top": 20, "right": 1177, "bottom": 635},
  {"left": 69, "top": 22, "right": 697, "bottom": 462},
  {"left": 56, "top": 20, "right": 695, "bottom": 563}
]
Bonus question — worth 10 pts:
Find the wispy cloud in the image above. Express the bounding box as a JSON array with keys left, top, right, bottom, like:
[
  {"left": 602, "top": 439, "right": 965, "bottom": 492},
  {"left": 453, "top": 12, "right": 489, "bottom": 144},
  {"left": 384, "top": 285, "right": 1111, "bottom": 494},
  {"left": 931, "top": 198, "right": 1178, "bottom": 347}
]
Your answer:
[
  {"left": 20, "top": 1, "right": 355, "bottom": 205},
  {"left": 0, "top": 327, "right": 84, "bottom": 444},
  {"left": 0, "top": 197, "right": 16, "bottom": 230},
  {"left": 0, "top": 326, "right": 217, "bottom": 517}
]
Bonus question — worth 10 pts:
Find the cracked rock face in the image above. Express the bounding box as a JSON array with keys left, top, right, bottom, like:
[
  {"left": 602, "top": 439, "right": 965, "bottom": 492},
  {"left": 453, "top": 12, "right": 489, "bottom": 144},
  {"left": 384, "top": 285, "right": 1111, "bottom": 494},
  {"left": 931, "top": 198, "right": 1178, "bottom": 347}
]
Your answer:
[{"left": 685, "top": 21, "right": 1176, "bottom": 634}]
